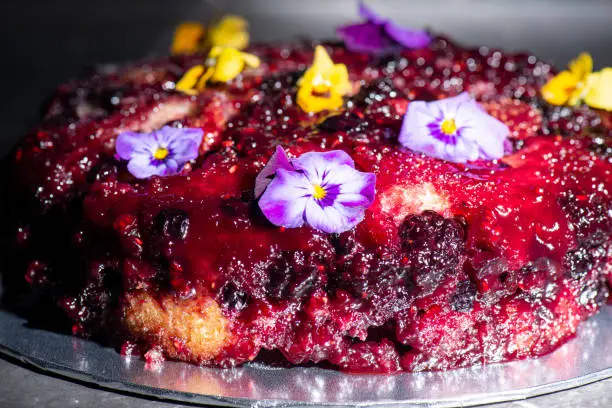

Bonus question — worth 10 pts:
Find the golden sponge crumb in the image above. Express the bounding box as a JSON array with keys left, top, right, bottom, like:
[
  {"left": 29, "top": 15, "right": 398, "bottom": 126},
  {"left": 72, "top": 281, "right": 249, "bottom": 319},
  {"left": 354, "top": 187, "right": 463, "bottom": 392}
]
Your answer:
[{"left": 123, "top": 292, "right": 232, "bottom": 362}]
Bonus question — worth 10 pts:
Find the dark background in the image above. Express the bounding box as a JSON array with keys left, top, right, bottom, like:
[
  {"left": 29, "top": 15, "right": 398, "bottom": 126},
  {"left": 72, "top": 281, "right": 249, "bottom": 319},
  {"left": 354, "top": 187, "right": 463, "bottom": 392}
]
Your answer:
[
  {"left": 1, "top": 0, "right": 612, "bottom": 155},
  {"left": 0, "top": 1, "right": 612, "bottom": 407}
]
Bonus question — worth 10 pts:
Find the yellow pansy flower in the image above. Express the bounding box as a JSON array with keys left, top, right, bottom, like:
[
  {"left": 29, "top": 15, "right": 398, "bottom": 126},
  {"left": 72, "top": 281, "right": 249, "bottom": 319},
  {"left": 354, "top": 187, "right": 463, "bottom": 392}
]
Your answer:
[
  {"left": 171, "top": 15, "right": 250, "bottom": 55},
  {"left": 175, "top": 46, "right": 260, "bottom": 95},
  {"left": 584, "top": 68, "right": 612, "bottom": 111},
  {"left": 206, "top": 15, "right": 250, "bottom": 50},
  {"left": 541, "top": 52, "right": 592, "bottom": 106},
  {"left": 297, "top": 46, "right": 352, "bottom": 114},
  {"left": 171, "top": 22, "right": 206, "bottom": 55}
]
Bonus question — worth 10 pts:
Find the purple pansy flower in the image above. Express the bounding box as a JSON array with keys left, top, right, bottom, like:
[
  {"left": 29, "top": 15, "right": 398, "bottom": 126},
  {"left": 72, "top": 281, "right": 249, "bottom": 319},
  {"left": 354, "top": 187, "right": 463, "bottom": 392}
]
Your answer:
[
  {"left": 336, "top": 0, "right": 431, "bottom": 54},
  {"left": 257, "top": 147, "right": 376, "bottom": 234},
  {"left": 398, "top": 93, "right": 510, "bottom": 163},
  {"left": 116, "top": 126, "right": 203, "bottom": 179}
]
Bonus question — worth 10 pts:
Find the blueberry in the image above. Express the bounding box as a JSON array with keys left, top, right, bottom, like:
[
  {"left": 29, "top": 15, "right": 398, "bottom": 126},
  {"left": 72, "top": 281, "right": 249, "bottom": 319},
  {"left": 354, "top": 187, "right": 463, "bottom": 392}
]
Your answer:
[
  {"left": 564, "top": 247, "right": 593, "bottom": 280},
  {"left": 153, "top": 209, "right": 190, "bottom": 241},
  {"left": 220, "top": 283, "right": 249, "bottom": 311},
  {"left": 399, "top": 211, "right": 465, "bottom": 295},
  {"left": 450, "top": 280, "right": 477, "bottom": 312}
]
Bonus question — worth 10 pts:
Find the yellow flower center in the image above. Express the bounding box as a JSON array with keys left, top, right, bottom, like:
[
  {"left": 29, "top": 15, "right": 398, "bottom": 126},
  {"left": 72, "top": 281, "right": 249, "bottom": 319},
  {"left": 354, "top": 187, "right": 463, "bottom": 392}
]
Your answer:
[
  {"left": 440, "top": 118, "right": 457, "bottom": 135},
  {"left": 312, "top": 184, "right": 327, "bottom": 200},
  {"left": 153, "top": 147, "right": 169, "bottom": 160}
]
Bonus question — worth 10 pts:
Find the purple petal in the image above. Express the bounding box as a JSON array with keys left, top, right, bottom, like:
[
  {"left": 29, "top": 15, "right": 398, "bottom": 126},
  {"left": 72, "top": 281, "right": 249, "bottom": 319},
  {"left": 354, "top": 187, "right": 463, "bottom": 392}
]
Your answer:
[
  {"left": 116, "top": 131, "right": 152, "bottom": 160},
  {"left": 160, "top": 126, "right": 203, "bottom": 147},
  {"left": 358, "top": 0, "right": 386, "bottom": 24},
  {"left": 255, "top": 146, "right": 294, "bottom": 198},
  {"left": 336, "top": 170, "right": 376, "bottom": 208},
  {"left": 126, "top": 152, "right": 160, "bottom": 179},
  {"left": 304, "top": 198, "right": 365, "bottom": 234},
  {"left": 258, "top": 168, "right": 312, "bottom": 228},
  {"left": 384, "top": 21, "right": 431, "bottom": 49},
  {"left": 292, "top": 150, "right": 355, "bottom": 184},
  {"left": 167, "top": 129, "right": 203, "bottom": 163},
  {"left": 336, "top": 22, "right": 394, "bottom": 54}
]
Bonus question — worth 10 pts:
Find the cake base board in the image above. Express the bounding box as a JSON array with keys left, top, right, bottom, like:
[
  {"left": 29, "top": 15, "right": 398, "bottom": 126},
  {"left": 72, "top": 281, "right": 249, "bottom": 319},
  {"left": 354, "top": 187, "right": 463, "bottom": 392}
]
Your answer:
[{"left": 0, "top": 296, "right": 611, "bottom": 407}]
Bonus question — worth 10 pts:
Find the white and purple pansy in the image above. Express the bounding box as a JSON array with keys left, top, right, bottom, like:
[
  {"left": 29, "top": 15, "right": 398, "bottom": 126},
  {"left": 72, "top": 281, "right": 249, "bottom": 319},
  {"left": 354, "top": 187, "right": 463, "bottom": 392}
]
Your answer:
[
  {"left": 398, "top": 93, "right": 510, "bottom": 163},
  {"left": 256, "top": 147, "right": 376, "bottom": 234},
  {"left": 336, "top": 0, "right": 431, "bottom": 54},
  {"left": 116, "top": 126, "right": 203, "bottom": 179}
]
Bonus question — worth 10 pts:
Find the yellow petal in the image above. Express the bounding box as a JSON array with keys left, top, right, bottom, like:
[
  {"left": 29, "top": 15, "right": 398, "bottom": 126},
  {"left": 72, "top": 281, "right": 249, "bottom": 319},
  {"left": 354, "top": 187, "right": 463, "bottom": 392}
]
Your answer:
[
  {"left": 175, "top": 65, "right": 205, "bottom": 95},
  {"left": 541, "top": 70, "right": 580, "bottom": 106},
  {"left": 240, "top": 51, "right": 261, "bottom": 69},
  {"left": 196, "top": 67, "right": 215, "bottom": 91},
  {"left": 297, "top": 85, "right": 344, "bottom": 113},
  {"left": 209, "top": 48, "right": 246, "bottom": 83},
  {"left": 207, "top": 15, "right": 250, "bottom": 50},
  {"left": 171, "top": 22, "right": 205, "bottom": 55},
  {"left": 311, "top": 45, "right": 335, "bottom": 73},
  {"left": 568, "top": 52, "right": 593, "bottom": 80},
  {"left": 584, "top": 68, "right": 612, "bottom": 111},
  {"left": 328, "top": 64, "right": 352, "bottom": 96}
]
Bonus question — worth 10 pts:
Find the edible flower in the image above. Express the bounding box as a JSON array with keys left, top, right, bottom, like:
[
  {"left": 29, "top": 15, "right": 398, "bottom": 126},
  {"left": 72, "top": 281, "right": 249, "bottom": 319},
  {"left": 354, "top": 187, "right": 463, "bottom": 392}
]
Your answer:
[
  {"left": 541, "top": 52, "right": 592, "bottom": 106},
  {"left": 175, "top": 46, "right": 261, "bottom": 95},
  {"left": 297, "top": 46, "right": 352, "bottom": 113},
  {"left": 206, "top": 15, "right": 250, "bottom": 50},
  {"left": 257, "top": 147, "right": 376, "bottom": 234},
  {"left": 336, "top": 0, "right": 431, "bottom": 54},
  {"left": 116, "top": 126, "right": 203, "bottom": 179},
  {"left": 398, "top": 93, "right": 510, "bottom": 163},
  {"left": 171, "top": 15, "right": 250, "bottom": 55},
  {"left": 171, "top": 22, "right": 206, "bottom": 55},
  {"left": 584, "top": 68, "right": 612, "bottom": 111}
]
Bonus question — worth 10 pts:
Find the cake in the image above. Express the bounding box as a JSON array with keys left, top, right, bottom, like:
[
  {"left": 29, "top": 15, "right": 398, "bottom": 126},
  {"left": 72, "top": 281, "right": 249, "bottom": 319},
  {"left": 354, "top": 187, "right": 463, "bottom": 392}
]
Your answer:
[{"left": 2, "top": 7, "right": 611, "bottom": 374}]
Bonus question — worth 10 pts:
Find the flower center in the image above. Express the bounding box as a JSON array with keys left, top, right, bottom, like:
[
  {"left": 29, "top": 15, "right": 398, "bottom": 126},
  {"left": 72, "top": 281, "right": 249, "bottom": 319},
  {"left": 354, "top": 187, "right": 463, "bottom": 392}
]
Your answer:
[
  {"left": 311, "top": 74, "right": 332, "bottom": 97},
  {"left": 312, "top": 184, "right": 327, "bottom": 200},
  {"left": 153, "top": 147, "right": 169, "bottom": 160},
  {"left": 440, "top": 118, "right": 458, "bottom": 135}
]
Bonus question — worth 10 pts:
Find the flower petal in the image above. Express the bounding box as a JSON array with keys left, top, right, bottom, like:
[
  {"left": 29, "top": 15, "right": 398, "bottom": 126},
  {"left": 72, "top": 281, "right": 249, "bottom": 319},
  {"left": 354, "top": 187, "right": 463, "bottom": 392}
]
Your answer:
[
  {"left": 568, "top": 52, "right": 593, "bottom": 80},
  {"left": 258, "top": 168, "right": 311, "bottom": 228},
  {"left": 127, "top": 153, "right": 160, "bottom": 179},
  {"left": 165, "top": 127, "right": 203, "bottom": 162},
  {"left": 384, "top": 21, "right": 431, "bottom": 49},
  {"left": 584, "top": 68, "right": 612, "bottom": 112},
  {"left": 116, "top": 131, "right": 153, "bottom": 160},
  {"left": 541, "top": 70, "right": 579, "bottom": 106},
  {"left": 336, "top": 22, "right": 394, "bottom": 54},
  {"left": 358, "top": 0, "right": 386, "bottom": 24},
  {"left": 292, "top": 150, "right": 355, "bottom": 184},
  {"left": 304, "top": 198, "right": 364, "bottom": 233},
  {"left": 255, "top": 146, "right": 294, "bottom": 198}
]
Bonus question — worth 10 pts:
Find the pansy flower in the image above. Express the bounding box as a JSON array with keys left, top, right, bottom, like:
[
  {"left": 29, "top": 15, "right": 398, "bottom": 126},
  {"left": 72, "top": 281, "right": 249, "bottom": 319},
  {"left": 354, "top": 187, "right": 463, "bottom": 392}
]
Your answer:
[
  {"left": 116, "top": 126, "right": 203, "bottom": 179},
  {"left": 175, "top": 46, "right": 261, "bottom": 95},
  {"left": 541, "top": 52, "right": 592, "bottom": 106},
  {"left": 336, "top": 0, "right": 431, "bottom": 54},
  {"left": 171, "top": 22, "right": 206, "bottom": 55},
  {"left": 584, "top": 67, "right": 612, "bottom": 112},
  {"left": 297, "top": 46, "right": 352, "bottom": 113},
  {"left": 398, "top": 93, "right": 510, "bottom": 163},
  {"left": 257, "top": 147, "right": 376, "bottom": 234},
  {"left": 206, "top": 15, "right": 250, "bottom": 50},
  {"left": 171, "top": 15, "right": 250, "bottom": 55}
]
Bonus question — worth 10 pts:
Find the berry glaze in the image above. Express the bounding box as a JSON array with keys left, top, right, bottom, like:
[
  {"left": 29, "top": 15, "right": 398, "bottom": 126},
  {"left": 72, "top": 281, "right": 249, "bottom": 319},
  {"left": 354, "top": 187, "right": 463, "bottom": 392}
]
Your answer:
[{"left": 4, "top": 36, "right": 612, "bottom": 373}]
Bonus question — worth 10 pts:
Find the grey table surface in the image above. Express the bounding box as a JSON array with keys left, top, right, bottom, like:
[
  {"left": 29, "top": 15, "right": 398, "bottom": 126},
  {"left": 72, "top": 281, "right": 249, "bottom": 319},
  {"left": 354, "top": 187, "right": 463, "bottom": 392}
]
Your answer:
[{"left": 1, "top": 0, "right": 612, "bottom": 406}]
